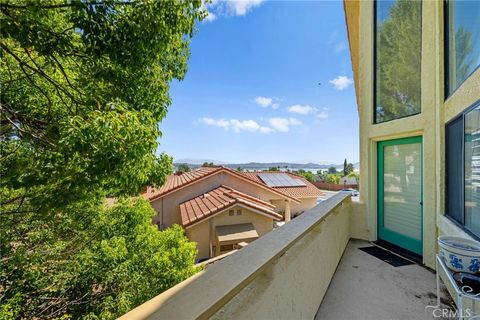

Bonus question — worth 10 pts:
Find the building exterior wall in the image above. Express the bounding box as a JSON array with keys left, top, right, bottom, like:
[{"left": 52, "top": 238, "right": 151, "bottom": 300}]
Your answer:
[
  {"left": 186, "top": 220, "right": 210, "bottom": 260},
  {"left": 350, "top": 0, "right": 480, "bottom": 269},
  {"left": 186, "top": 205, "right": 274, "bottom": 261},
  {"left": 270, "top": 197, "right": 318, "bottom": 218},
  {"left": 150, "top": 171, "right": 287, "bottom": 229}
]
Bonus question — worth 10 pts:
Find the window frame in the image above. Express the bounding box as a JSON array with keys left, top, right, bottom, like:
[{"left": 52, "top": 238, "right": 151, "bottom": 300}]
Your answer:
[
  {"left": 445, "top": 99, "right": 480, "bottom": 240},
  {"left": 444, "top": 0, "right": 480, "bottom": 99},
  {"left": 373, "top": 0, "right": 423, "bottom": 124}
]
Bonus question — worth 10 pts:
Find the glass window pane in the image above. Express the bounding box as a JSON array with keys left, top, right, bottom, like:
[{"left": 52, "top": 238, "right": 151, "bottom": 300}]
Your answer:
[
  {"left": 445, "top": 116, "right": 464, "bottom": 224},
  {"left": 446, "top": 0, "right": 480, "bottom": 96},
  {"left": 383, "top": 142, "right": 422, "bottom": 240},
  {"left": 375, "top": 0, "right": 421, "bottom": 123},
  {"left": 464, "top": 106, "right": 480, "bottom": 237}
]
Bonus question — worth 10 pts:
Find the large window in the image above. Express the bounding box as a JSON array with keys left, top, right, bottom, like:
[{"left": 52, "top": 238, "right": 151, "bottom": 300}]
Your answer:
[
  {"left": 374, "top": 0, "right": 422, "bottom": 124},
  {"left": 445, "top": 0, "right": 480, "bottom": 97},
  {"left": 446, "top": 101, "right": 480, "bottom": 239}
]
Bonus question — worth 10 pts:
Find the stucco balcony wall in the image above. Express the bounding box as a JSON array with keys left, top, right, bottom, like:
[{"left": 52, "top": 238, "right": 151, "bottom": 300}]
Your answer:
[{"left": 118, "top": 192, "right": 353, "bottom": 320}]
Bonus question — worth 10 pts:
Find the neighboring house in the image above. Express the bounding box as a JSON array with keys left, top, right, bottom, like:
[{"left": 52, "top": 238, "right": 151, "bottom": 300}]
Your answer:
[
  {"left": 344, "top": 0, "right": 480, "bottom": 270},
  {"left": 339, "top": 176, "right": 357, "bottom": 185},
  {"left": 143, "top": 166, "right": 323, "bottom": 260}
]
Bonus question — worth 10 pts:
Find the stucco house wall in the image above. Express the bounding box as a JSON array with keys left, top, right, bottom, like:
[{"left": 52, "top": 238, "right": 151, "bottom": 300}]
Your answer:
[
  {"left": 271, "top": 197, "right": 318, "bottom": 218},
  {"left": 186, "top": 205, "right": 274, "bottom": 261},
  {"left": 349, "top": 0, "right": 480, "bottom": 269},
  {"left": 151, "top": 171, "right": 287, "bottom": 229}
]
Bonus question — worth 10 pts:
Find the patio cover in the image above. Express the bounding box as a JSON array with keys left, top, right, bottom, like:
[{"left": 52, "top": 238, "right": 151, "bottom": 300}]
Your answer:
[{"left": 216, "top": 223, "right": 259, "bottom": 244}]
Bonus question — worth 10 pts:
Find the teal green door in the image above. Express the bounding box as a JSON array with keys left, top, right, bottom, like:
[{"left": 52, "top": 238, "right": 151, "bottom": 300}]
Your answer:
[{"left": 378, "top": 137, "right": 423, "bottom": 256}]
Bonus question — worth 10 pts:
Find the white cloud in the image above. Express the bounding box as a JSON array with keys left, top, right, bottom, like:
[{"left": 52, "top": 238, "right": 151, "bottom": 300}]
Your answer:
[
  {"left": 204, "top": 11, "right": 217, "bottom": 22},
  {"left": 254, "top": 96, "right": 273, "bottom": 107},
  {"left": 200, "top": 115, "right": 302, "bottom": 134},
  {"left": 228, "top": 0, "right": 264, "bottom": 16},
  {"left": 287, "top": 104, "right": 317, "bottom": 115},
  {"left": 200, "top": 117, "right": 273, "bottom": 134},
  {"left": 316, "top": 111, "right": 328, "bottom": 119},
  {"left": 334, "top": 42, "right": 347, "bottom": 53},
  {"left": 329, "top": 76, "right": 353, "bottom": 91},
  {"left": 268, "top": 117, "right": 301, "bottom": 132},
  {"left": 200, "top": 117, "right": 230, "bottom": 128},
  {"left": 259, "top": 126, "right": 274, "bottom": 134},
  {"left": 204, "top": 0, "right": 264, "bottom": 21},
  {"left": 254, "top": 96, "right": 280, "bottom": 109},
  {"left": 230, "top": 119, "right": 259, "bottom": 133}
]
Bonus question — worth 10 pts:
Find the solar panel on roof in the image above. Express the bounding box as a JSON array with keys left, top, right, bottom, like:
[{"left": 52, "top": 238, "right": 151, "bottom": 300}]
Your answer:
[{"left": 258, "top": 173, "right": 306, "bottom": 187}]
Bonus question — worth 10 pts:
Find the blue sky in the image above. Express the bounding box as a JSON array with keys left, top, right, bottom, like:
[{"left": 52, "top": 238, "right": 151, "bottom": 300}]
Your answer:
[{"left": 158, "top": 0, "right": 358, "bottom": 164}]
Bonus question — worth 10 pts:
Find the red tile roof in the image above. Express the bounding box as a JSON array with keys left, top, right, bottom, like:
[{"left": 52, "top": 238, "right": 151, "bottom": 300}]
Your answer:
[
  {"left": 143, "top": 166, "right": 300, "bottom": 203},
  {"left": 143, "top": 166, "right": 222, "bottom": 201},
  {"left": 239, "top": 171, "right": 324, "bottom": 198},
  {"left": 180, "top": 185, "right": 282, "bottom": 228}
]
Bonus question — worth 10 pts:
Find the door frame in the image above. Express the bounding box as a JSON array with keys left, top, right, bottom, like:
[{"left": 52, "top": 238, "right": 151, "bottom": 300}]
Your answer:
[{"left": 377, "top": 136, "right": 423, "bottom": 256}]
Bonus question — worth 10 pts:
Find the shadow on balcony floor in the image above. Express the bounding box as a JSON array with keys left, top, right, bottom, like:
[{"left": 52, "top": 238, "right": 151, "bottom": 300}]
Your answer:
[{"left": 316, "top": 239, "right": 453, "bottom": 320}]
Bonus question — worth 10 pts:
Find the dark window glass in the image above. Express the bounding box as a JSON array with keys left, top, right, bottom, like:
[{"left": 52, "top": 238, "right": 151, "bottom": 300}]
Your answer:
[
  {"left": 445, "top": 102, "right": 480, "bottom": 239},
  {"left": 446, "top": 0, "right": 480, "bottom": 96},
  {"left": 464, "top": 106, "right": 480, "bottom": 236},
  {"left": 375, "top": 0, "right": 422, "bottom": 123},
  {"left": 446, "top": 116, "right": 464, "bottom": 224}
]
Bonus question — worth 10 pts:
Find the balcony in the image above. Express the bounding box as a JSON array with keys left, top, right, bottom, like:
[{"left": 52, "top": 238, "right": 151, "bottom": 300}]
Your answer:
[{"left": 119, "top": 193, "right": 452, "bottom": 320}]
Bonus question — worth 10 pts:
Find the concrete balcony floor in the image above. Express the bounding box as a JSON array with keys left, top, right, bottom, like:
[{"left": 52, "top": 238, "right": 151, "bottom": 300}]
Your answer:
[{"left": 316, "top": 239, "right": 453, "bottom": 320}]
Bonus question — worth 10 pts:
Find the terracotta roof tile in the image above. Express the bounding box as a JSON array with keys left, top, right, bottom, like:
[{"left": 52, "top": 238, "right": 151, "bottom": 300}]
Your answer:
[
  {"left": 143, "top": 166, "right": 222, "bottom": 201},
  {"left": 239, "top": 171, "right": 324, "bottom": 198},
  {"left": 143, "top": 166, "right": 301, "bottom": 203},
  {"left": 180, "top": 185, "right": 282, "bottom": 228}
]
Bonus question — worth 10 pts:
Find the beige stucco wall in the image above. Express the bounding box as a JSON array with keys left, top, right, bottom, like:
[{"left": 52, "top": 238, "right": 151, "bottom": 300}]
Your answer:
[
  {"left": 118, "top": 194, "right": 352, "bottom": 320},
  {"left": 211, "top": 197, "right": 352, "bottom": 320},
  {"left": 151, "top": 171, "right": 288, "bottom": 229},
  {"left": 352, "top": 0, "right": 479, "bottom": 269},
  {"left": 186, "top": 205, "right": 274, "bottom": 261},
  {"left": 271, "top": 197, "right": 318, "bottom": 218},
  {"left": 186, "top": 220, "right": 210, "bottom": 261}
]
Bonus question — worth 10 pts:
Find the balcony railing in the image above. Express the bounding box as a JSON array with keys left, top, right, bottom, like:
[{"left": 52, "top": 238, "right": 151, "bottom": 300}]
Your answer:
[{"left": 119, "top": 193, "right": 352, "bottom": 319}]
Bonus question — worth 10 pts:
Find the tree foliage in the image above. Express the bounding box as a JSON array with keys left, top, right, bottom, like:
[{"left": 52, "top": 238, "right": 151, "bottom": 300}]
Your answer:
[
  {"left": 176, "top": 163, "right": 191, "bottom": 173},
  {"left": 202, "top": 162, "right": 215, "bottom": 167},
  {"left": 1, "top": 1, "right": 205, "bottom": 318},
  {"left": 1, "top": 198, "right": 198, "bottom": 319},
  {"left": 326, "top": 174, "right": 340, "bottom": 184},
  {"left": 327, "top": 166, "right": 337, "bottom": 174},
  {"left": 375, "top": 0, "right": 421, "bottom": 122}
]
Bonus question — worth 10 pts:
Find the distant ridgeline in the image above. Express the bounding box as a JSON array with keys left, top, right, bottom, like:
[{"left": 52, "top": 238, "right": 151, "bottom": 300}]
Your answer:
[{"left": 173, "top": 162, "right": 360, "bottom": 172}]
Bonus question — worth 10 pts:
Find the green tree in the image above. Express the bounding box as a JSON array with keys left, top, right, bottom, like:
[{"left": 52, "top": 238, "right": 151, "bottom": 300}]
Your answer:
[
  {"left": 344, "top": 163, "right": 354, "bottom": 176},
  {"left": 328, "top": 166, "right": 337, "bottom": 174},
  {"left": 268, "top": 166, "right": 280, "bottom": 171},
  {"left": 177, "top": 163, "right": 191, "bottom": 173},
  {"left": 236, "top": 166, "right": 243, "bottom": 172},
  {"left": 302, "top": 171, "right": 316, "bottom": 183},
  {"left": 348, "top": 171, "right": 360, "bottom": 184},
  {"left": 1, "top": 1, "right": 205, "bottom": 319},
  {"left": 326, "top": 174, "right": 341, "bottom": 184},
  {"left": 202, "top": 162, "right": 215, "bottom": 167}
]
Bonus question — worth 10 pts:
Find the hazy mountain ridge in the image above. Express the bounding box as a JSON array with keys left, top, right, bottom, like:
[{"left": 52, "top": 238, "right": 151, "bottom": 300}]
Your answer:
[{"left": 174, "top": 160, "right": 360, "bottom": 171}]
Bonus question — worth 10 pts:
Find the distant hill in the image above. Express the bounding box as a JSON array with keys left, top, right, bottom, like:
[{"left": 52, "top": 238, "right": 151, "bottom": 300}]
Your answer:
[
  {"left": 173, "top": 160, "right": 359, "bottom": 172},
  {"left": 174, "top": 158, "right": 225, "bottom": 165}
]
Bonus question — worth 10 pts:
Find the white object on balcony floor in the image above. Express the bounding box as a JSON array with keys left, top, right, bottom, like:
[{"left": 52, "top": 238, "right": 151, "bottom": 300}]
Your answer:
[{"left": 431, "top": 255, "right": 480, "bottom": 320}]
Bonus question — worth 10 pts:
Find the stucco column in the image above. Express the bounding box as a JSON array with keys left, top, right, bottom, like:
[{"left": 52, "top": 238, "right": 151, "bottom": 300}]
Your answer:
[{"left": 285, "top": 200, "right": 291, "bottom": 222}]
